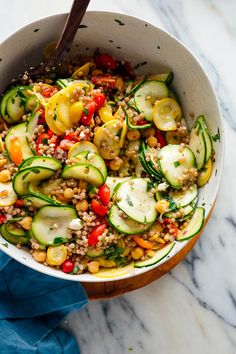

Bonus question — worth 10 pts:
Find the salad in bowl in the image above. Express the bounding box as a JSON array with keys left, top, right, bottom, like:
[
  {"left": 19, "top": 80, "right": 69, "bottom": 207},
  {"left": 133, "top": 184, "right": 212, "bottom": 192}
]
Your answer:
[{"left": 0, "top": 48, "right": 213, "bottom": 277}]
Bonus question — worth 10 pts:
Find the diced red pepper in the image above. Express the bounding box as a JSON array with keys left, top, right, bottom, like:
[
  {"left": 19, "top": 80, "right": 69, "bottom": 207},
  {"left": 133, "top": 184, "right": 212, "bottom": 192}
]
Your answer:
[
  {"left": 61, "top": 259, "right": 75, "bottom": 273},
  {"left": 80, "top": 101, "right": 96, "bottom": 126},
  {"left": 91, "top": 199, "right": 107, "bottom": 217},
  {"left": 88, "top": 222, "right": 107, "bottom": 246},
  {"left": 63, "top": 132, "right": 77, "bottom": 141},
  {"left": 156, "top": 130, "right": 166, "bottom": 148},
  {"left": 93, "top": 92, "right": 106, "bottom": 111},
  {"left": 91, "top": 74, "right": 116, "bottom": 89},
  {"left": 98, "top": 184, "right": 110, "bottom": 206},
  {"left": 0, "top": 215, "right": 7, "bottom": 224}
]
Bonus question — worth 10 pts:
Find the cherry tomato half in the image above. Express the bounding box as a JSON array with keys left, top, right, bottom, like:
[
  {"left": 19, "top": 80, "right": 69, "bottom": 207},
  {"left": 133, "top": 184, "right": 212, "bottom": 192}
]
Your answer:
[
  {"left": 98, "top": 184, "right": 110, "bottom": 206},
  {"left": 80, "top": 102, "right": 96, "bottom": 126},
  {"left": 93, "top": 92, "right": 106, "bottom": 111},
  {"left": 42, "top": 86, "right": 55, "bottom": 98},
  {"left": 38, "top": 108, "right": 46, "bottom": 125},
  {"left": 91, "top": 199, "right": 107, "bottom": 217},
  {"left": 14, "top": 199, "right": 24, "bottom": 208},
  {"left": 96, "top": 54, "right": 117, "bottom": 71},
  {"left": 61, "top": 259, "right": 75, "bottom": 273},
  {"left": 136, "top": 119, "right": 149, "bottom": 126},
  {"left": 88, "top": 222, "right": 107, "bottom": 246}
]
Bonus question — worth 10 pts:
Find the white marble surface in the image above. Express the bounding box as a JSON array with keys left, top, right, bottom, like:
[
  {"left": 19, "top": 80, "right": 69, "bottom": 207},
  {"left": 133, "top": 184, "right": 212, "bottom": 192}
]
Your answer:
[{"left": 0, "top": 1, "right": 236, "bottom": 353}]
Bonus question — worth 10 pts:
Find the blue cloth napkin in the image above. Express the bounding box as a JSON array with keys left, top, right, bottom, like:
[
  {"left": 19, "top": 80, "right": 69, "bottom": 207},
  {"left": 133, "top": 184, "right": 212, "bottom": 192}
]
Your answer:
[{"left": 0, "top": 251, "right": 88, "bottom": 353}]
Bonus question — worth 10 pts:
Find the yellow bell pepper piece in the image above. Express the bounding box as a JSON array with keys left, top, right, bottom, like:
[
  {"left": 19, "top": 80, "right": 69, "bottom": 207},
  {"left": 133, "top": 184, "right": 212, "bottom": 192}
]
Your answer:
[{"left": 72, "top": 62, "right": 95, "bottom": 78}]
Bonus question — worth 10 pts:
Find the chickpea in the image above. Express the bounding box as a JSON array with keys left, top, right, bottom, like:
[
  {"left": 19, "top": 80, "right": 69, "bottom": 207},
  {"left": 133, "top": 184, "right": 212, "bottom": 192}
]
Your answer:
[
  {"left": 79, "top": 180, "right": 88, "bottom": 190},
  {"left": 76, "top": 199, "right": 89, "bottom": 212},
  {"left": 64, "top": 188, "right": 74, "bottom": 200},
  {"left": 32, "top": 250, "right": 47, "bottom": 263},
  {"left": 143, "top": 127, "right": 155, "bottom": 138},
  {"left": 0, "top": 170, "right": 11, "bottom": 182},
  {"left": 131, "top": 247, "right": 144, "bottom": 260},
  {"left": 147, "top": 136, "right": 158, "bottom": 148},
  {"left": 127, "top": 130, "right": 141, "bottom": 141},
  {"left": 0, "top": 158, "right": 7, "bottom": 167},
  {"left": 88, "top": 261, "right": 100, "bottom": 274},
  {"left": 155, "top": 199, "right": 169, "bottom": 214},
  {"left": 109, "top": 157, "right": 123, "bottom": 171},
  {"left": 19, "top": 216, "right": 33, "bottom": 230}
]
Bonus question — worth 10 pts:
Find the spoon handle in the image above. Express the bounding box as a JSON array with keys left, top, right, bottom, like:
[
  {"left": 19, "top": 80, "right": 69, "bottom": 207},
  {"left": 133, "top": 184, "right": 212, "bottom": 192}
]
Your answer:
[{"left": 46, "top": 0, "right": 90, "bottom": 67}]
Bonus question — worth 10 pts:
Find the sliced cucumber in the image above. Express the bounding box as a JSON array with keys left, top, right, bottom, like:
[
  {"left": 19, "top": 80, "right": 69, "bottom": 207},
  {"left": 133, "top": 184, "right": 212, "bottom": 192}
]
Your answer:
[
  {"left": 106, "top": 177, "right": 131, "bottom": 197},
  {"left": 189, "top": 121, "right": 206, "bottom": 170},
  {"left": 177, "top": 207, "right": 205, "bottom": 241},
  {"left": 125, "top": 80, "right": 145, "bottom": 97},
  {"left": 27, "top": 110, "right": 41, "bottom": 139},
  {"left": 134, "top": 80, "right": 169, "bottom": 121},
  {"left": 148, "top": 72, "right": 174, "bottom": 85},
  {"left": 164, "top": 201, "right": 195, "bottom": 220},
  {"left": 25, "top": 95, "right": 38, "bottom": 113},
  {"left": 125, "top": 109, "right": 152, "bottom": 130},
  {"left": 85, "top": 247, "right": 104, "bottom": 258},
  {"left": 159, "top": 145, "right": 196, "bottom": 188},
  {"left": 109, "top": 205, "right": 152, "bottom": 235},
  {"left": 23, "top": 194, "right": 60, "bottom": 208},
  {"left": 170, "top": 184, "right": 198, "bottom": 208},
  {"left": 13, "top": 167, "right": 55, "bottom": 196},
  {"left": 134, "top": 242, "right": 175, "bottom": 268},
  {"left": 73, "top": 152, "right": 107, "bottom": 181},
  {"left": 115, "top": 178, "right": 157, "bottom": 223},
  {"left": 32, "top": 205, "right": 77, "bottom": 245},
  {"left": 5, "top": 222, "right": 26, "bottom": 237},
  {"left": 139, "top": 141, "right": 162, "bottom": 181},
  {"left": 0, "top": 223, "right": 28, "bottom": 245},
  {"left": 5, "top": 122, "right": 34, "bottom": 163},
  {"left": 62, "top": 163, "right": 104, "bottom": 187},
  {"left": 197, "top": 115, "right": 213, "bottom": 163},
  {"left": 127, "top": 97, "right": 139, "bottom": 111},
  {"left": 56, "top": 78, "right": 74, "bottom": 88},
  {"left": 0, "top": 181, "right": 18, "bottom": 206},
  {"left": 20, "top": 156, "right": 62, "bottom": 171},
  {"left": 6, "top": 91, "right": 25, "bottom": 122}
]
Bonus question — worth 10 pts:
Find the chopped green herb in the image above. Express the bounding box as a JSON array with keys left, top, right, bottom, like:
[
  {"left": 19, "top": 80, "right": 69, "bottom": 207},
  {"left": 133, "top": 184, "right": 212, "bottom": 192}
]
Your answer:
[
  {"left": 146, "top": 180, "right": 154, "bottom": 192},
  {"left": 53, "top": 113, "right": 57, "bottom": 121},
  {"left": 116, "top": 127, "right": 123, "bottom": 138},
  {"left": 144, "top": 216, "right": 147, "bottom": 223},
  {"left": 72, "top": 265, "right": 80, "bottom": 274},
  {"left": 174, "top": 161, "right": 180, "bottom": 168},
  {"left": 212, "top": 128, "right": 220, "bottom": 142},
  {"left": 53, "top": 237, "right": 65, "bottom": 244},
  {"left": 42, "top": 138, "right": 48, "bottom": 145},
  {"left": 104, "top": 243, "right": 126, "bottom": 266},
  {"left": 196, "top": 149, "right": 200, "bottom": 154},
  {"left": 32, "top": 168, "right": 40, "bottom": 174},
  {"left": 126, "top": 195, "right": 133, "bottom": 206},
  {"left": 83, "top": 107, "right": 88, "bottom": 115},
  {"left": 162, "top": 194, "right": 177, "bottom": 211}
]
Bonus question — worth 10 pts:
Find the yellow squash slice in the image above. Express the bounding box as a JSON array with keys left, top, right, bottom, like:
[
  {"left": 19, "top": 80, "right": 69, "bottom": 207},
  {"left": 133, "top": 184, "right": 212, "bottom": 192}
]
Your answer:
[
  {"left": 68, "top": 141, "right": 98, "bottom": 159},
  {"left": 153, "top": 98, "right": 182, "bottom": 131}
]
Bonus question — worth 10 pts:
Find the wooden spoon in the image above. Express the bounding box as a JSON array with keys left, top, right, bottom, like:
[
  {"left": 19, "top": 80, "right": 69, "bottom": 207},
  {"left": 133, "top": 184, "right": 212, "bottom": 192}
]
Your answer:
[{"left": 27, "top": 0, "right": 90, "bottom": 78}]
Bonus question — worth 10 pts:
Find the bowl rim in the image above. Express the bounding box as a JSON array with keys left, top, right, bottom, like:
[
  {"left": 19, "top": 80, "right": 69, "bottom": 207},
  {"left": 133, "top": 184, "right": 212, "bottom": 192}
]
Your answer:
[{"left": 0, "top": 11, "right": 225, "bottom": 282}]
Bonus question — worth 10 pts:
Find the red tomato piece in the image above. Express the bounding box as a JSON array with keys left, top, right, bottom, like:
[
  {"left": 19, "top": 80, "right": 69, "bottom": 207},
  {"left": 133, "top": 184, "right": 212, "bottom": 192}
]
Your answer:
[
  {"left": 156, "top": 130, "right": 166, "bottom": 148},
  {"left": 91, "top": 199, "right": 107, "bottom": 217},
  {"left": 38, "top": 108, "right": 46, "bottom": 125},
  {"left": 136, "top": 119, "right": 149, "bottom": 126},
  {"left": 14, "top": 199, "right": 24, "bottom": 208},
  {"left": 93, "top": 92, "right": 106, "bottom": 111},
  {"left": 0, "top": 215, "right": 7, "bottom": 224},
  {"left": 162, "top": 218, "right": 178, "bottom": 237},
  {"left": 80, "top": 102, "right": 96, "bottom": 126},
  {"left": 42, "top": 86, "right": 55, "bottom": 98},
  {"left": 88, "top": 223, "right": 107, "bottom": 246},
  {"left": 59, "top": 139, "right": 75, "bottom": 151},
  {"left": 91, "top": 74, "right": 116, "bottom": 89},
  {"left": 96, "top": 54, "right": 117, "bottom": 70},
  {"left": 63, "top": 132, "right": 76, "bottom": 141},
  {"left": 61, "top": 259, "right": 75, "bottom": 273},
  {"left": 98, "top": 184, "right": 110, "bottom": 206},
  {"left": 47, "top": 129, "right": 54, "bottom": 139}
]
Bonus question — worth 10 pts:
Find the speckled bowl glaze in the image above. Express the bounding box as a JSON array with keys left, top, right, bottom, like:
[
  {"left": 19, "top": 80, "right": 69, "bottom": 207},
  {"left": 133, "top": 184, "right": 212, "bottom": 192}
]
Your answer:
[{"left": 0, "top": 12, "right": 224, "bottom": 282}]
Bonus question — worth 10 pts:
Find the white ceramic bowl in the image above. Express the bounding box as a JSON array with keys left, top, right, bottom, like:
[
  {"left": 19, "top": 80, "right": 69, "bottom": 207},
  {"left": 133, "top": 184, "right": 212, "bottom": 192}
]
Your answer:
[{"left": 0, "top": 12, "right": 224, "bottom": 282}]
